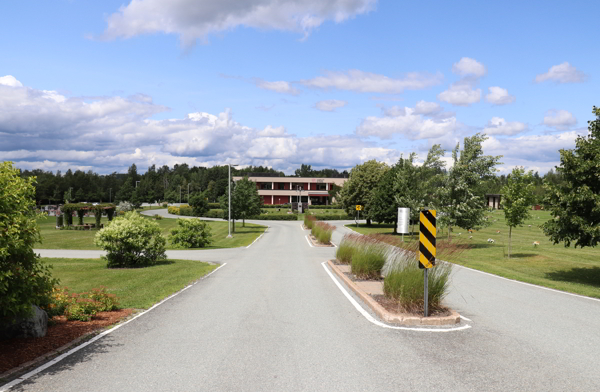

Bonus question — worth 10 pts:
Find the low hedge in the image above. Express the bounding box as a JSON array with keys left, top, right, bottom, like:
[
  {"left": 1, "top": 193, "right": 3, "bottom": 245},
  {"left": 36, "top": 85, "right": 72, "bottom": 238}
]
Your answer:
[
  {"left": 202, "top": 209, "right": 225, "bottom": 219},
  {"left": 249, "top": 214, "right": 298, "bottom": 220},
  {"left": 308, "top": 205, "right": 342, "bottom": 210},
  {"left": 179, "top": 205, "right": 194, "bottom": 216},
  {"left": 313, "top": 213, "right": 353, "bottom": 220},
  {"left": 262, "top": 204, "right": 291, "bottom": 209},
  {"left": 167, "top": 206, "right": 180, "bottom": 215},
  {"left": 207, "top": 203, "right": 220, "bottom": 209}
]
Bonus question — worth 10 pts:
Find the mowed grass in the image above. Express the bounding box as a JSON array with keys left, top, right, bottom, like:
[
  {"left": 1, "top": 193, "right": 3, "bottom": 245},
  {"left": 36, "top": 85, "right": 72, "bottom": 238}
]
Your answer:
[
  {"left": 43, "top": 257, "right": 216, "bottom": 309},
  {"left": 346, "top": 210, "right": 600, "bottom": 299},
  {"left": 36, "top": 215, "right": 266, "bottom": 250}
]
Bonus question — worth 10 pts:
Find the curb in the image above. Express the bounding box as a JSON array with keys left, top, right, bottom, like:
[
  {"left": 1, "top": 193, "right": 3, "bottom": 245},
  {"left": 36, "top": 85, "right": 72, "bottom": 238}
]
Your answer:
[{"left": 326, "top": 260, "right": 460, "bottom": 326}]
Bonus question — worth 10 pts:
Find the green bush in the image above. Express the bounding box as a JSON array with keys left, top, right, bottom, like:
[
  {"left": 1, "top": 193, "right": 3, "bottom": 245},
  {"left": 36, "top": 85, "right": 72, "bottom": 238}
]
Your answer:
[
  {"left": 207, "top": 202, "right": 220, "bottom": 209},
  {"left": 47, "top": 286, "right": 119, "bottom": 319},
  {"left": 250, "top": 214, "right": 298, "bottom": 220},
  {"left": 202, "top": 209, "right": 225, "bottom": 219},
  {"left": 162, "top": 203, "right": 168, "bottom": 208},
  {"left": 189, "top": 193, "right": 209, "bottom": 217},
  {"left": 308, "top": 205, "right": 343, "bottom": 210},
  {"left": 262, "top": 204, "right": 291, "bottom": 209},
  {"left": 94, "top": 211, "right": 167, "bottom": 268},
  {"left": 167, "top": 206, "right": 180, "bottom": 215},
  {"left": 169, "top": 218, "right": 213, "bottom": 248},
  {"left": 0, "top": 162, "right": 57, "bottom": 324},
  {"left": 351, "top": 241, "right": 387, "bottom": 279},
  {"left": 153, "top": 214, "right": 162, "bottom": 220},
  {"left": 116, "top": 201, "right": 134, "bottom": 213},
  {"left": 383, "top": 260, "right": 452, "bottom": 314},
  {"left": 178, "top": 205, "right": 194, "bottom": 216}
]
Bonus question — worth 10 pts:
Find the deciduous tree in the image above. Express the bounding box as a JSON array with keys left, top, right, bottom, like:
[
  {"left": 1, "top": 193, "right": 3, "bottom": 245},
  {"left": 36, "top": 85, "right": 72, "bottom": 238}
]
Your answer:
[{"left": 502, "top": 168, "right": 535, "bottom": 257}]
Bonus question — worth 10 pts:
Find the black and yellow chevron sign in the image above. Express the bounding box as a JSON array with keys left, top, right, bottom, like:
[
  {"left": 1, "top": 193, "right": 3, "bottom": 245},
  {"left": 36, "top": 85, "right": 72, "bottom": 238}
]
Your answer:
[{"left": 419, "top": 210, "right": 436, "bottom": 269}]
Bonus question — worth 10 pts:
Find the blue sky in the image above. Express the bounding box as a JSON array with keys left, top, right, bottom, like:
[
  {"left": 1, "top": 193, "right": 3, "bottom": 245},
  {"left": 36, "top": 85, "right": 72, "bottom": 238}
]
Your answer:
[{"left": 0, "top": 0, "right": 596, "bottom": 174}]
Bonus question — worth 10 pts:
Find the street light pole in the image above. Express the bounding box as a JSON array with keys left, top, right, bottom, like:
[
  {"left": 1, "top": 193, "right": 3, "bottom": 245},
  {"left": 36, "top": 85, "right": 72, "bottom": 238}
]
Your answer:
[{"left": 227, "top": 163, "right": 238, "bottom": 238}]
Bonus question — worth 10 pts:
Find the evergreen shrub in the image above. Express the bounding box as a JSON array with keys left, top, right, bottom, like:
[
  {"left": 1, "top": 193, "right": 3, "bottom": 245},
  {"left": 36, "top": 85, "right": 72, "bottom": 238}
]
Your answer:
[{"left": 169, "top": 219, "right": 213, "bottom": 248}]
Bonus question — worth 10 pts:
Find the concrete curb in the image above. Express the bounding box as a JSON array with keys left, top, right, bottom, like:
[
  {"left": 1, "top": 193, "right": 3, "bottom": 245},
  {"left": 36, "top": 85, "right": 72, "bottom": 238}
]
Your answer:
[{"left": 326, "top": 260, "right": 460, "bottom": 326}]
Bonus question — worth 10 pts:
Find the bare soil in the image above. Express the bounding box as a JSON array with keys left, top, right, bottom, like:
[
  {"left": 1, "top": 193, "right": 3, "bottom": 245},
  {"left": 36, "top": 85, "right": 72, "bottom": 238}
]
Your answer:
[{"left": 0, "top": 309, "right": 133, "bottom": 375}]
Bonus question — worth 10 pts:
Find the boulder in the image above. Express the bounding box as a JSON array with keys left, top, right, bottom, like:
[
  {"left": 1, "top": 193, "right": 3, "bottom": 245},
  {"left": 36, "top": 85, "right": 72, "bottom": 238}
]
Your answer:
[{"left": 0, "top": 305, "right": 48, "bottom": 340}]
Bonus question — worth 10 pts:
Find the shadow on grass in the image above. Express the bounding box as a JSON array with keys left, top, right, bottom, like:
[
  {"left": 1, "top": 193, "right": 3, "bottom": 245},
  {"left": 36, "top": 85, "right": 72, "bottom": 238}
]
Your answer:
[
  {"left": 546, "top": 267, "right": 600, "bottom": 288},
  {"left": 106, "top": 259, "right": 175, "bottom": 269},
  {"left": 507, "top": 253, "right": 538, "bottom": 258}
]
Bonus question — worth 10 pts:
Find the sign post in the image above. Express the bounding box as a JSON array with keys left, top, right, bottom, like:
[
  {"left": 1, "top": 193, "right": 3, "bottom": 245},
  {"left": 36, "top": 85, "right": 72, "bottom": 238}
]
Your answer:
[
  {"left": 397, "top": 208, "right": 410, "bottom": 241},
  {"left": 356, "top": 205, "right": 362, "bottom": 227},
  {"left": 419, "top": 210, "right": 436, "bottom": 317}
]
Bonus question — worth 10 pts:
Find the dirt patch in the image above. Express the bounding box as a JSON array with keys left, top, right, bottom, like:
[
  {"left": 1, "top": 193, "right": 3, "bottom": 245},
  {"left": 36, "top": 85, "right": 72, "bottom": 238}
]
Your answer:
[{"left": 0, "top": 309, "right": 133, "bottom": 375}]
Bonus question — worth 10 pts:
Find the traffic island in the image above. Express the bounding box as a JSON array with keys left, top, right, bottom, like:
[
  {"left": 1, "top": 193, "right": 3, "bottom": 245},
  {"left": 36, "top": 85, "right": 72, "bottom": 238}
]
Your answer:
[
  {"left": 307, "top": 234, "right": 335, "bottom": 247},
  {"left": 327, "top": 260, "right": 460, "bottom": 326}
]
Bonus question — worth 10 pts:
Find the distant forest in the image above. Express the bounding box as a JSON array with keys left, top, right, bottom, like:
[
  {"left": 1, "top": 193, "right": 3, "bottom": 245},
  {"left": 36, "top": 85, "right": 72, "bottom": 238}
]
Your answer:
[{"left": 19, "top": 163, "right": 350, "bottom": 205}]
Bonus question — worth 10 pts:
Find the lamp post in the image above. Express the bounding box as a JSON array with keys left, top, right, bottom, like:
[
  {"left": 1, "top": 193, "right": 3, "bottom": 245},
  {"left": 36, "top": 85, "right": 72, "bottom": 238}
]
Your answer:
[
  {"left": 227, "top": 163, "right": 238, "bottom": 238},
  {"left": 297, "top": 186, "right": 303, "bottom": 213}
]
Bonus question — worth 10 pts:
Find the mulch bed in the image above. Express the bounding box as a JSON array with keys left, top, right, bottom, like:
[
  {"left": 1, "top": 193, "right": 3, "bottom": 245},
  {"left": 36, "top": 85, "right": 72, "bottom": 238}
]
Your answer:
[
  {"left": 372, "top": 295, "right": 451, "bottom": 318},
  {"left": 0, "top": 309, "right": 133, "bottom": 375}
]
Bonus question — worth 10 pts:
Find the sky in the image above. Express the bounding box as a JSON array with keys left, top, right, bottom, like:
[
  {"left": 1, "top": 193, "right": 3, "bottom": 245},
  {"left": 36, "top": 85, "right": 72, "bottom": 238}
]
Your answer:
[{"left": 0, "top": 0, "right": 597, "bottom": 175}]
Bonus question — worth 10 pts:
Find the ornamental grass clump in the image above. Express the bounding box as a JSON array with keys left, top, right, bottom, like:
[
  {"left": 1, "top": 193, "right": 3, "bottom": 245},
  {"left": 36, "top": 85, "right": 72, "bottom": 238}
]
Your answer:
[
  {"left": 350, "top": 237, "right": 387, "bottom": 279},
  {"left": 382, "top": 246, "right": 452, "bottom": 314},
  {"left": 311, "top": 221, "right": 334, "bottom": 244},
  {"left": 336, "top": 234, "right": 361, "bottom": 264},
  {"left": 94, "top": 211, "right": 167, "bottom": 268},
  {"left": 304, "top": 214, "right": 317, "bottom": 230}
]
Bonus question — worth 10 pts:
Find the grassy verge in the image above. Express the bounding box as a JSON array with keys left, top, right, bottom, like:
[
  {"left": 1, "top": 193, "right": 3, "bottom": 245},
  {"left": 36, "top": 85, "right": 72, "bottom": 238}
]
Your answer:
[
  {"left": 36, "top": 215, "right": 266, "bottom": 250},
  {"left": 345, "top": 210, "right": 600, "bottom": 299},
  {"left": 44, "top": 258, "right": 216, "bottom": 309}
]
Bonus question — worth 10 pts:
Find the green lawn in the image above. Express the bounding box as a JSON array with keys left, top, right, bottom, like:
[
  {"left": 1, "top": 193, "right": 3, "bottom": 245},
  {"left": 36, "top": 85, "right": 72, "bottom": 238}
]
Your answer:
[
  {"left": 345, "top": 210, "right": 600, "bottom": 299},
  {"left": 44, "top": 258, "right": 216, "bottom": 309},
  {"left": 36, "top": 215, "right": 266, "bottom": 250}
]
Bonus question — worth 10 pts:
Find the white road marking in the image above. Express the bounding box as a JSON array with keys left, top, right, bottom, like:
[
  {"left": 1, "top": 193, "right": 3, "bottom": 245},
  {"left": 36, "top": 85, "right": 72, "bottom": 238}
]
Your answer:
[
  {"left": 305, "top": 235, "right": 314, "bottom": 247},
  {"left": 460, "top": 315, "right": 472, "bottom": 322},
  {"left": 453, "top": 263, "right": 600, "bottom": 303},
  {"left": 246, "top": 226, "right": 269, "bottom": 248},
  {"left": 321, "top": 262, "right": 471, "bottom": 333},
  {"left": 0, "top": 263, "right": 228, "bottom": 392}
]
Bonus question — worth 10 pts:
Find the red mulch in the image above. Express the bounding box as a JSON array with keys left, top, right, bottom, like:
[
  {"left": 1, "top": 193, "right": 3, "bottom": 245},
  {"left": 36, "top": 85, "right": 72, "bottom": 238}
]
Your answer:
[{"left": 0, "top": 309, "right": 132, "bottom": 374}]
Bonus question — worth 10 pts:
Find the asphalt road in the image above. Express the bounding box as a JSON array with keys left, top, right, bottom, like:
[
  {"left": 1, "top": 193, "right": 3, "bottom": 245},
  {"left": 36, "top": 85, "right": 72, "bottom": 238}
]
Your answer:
[{"left": 10, "top": 212, "right": 600, "bottom": 391}]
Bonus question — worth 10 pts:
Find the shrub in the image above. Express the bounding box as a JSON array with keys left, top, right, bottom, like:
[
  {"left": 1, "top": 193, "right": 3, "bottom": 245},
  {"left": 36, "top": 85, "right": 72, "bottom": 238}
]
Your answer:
[
  {"left": 308, "top": 205, "right": 343, "bottom": 210},
  {"left": 304, "top": 214, "right": 316, "bottom": 230},
  {"left": 351, "top": 238, "right": 387, "bottom": 279},
  {"left": 262, "top": 204, "right": 291, "bottom": 209},
  {"left": 46, "top": 286, "right": 119, "bottom": 319},
  {"left": 250, "top": 214, "right": 298, "bottom": 220},
  {"left": 167, "top": 206, "right": 180, "bottom": 215},
  {"left": 162, "top": 203, "right": 168, "bottom": 208},
  {"left": 94, "top": 211, "right": 167, "bottom": 268},
  {"left": 169, "top": 219, "right": 213, "bottom": 248},
  {"left": 201, "top": 209, "right": 225, "bottom": 219},
  {"left": 153, "top": 214, "right": 162, "bottom": 220},
  {"left": 0, "top": 162, "right": 57, "bottom": 324},
  {"left": 336, "top": 234, "right": 362, "bottom": 264},
  {"left": 311, "top": 221, "right": 334, "bottom": 244},
  {"left": 178, "top": 205, "right": 194, "bottom": 216},
  {"left": 207, "top": 202, "right": 220, "bottom": 209},
  {"left": 88, "top": 286, "right": 119, "bottom": 311},
  {"left": 116, "top": 201, "right": 134, "bottom": 213},
  {"left": 189, "top": 193, "right": 209, "bottom": 217}
]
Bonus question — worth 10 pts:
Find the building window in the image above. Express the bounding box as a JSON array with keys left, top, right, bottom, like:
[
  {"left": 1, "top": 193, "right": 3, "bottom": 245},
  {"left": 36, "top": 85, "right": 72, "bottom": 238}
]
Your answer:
[
  {"left": 260, "top": 183, "right": 272, "bottom": 190},
  {"left": 277, "top": 183, "right": 286, "bottom": 190},
  {"left": 316, "top": 183, "right": 326, "bottom": 190}
]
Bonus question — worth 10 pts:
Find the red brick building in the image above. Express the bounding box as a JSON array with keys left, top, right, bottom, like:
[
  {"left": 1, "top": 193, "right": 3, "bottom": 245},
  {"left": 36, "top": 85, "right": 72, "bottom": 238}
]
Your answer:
[{"left": 233, "top": 176, "right": 347, "bottom": 205}]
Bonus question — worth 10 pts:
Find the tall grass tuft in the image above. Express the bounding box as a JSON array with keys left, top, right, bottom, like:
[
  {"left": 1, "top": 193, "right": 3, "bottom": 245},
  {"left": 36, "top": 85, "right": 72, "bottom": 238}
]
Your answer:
[
  {"left": 304, "top": 214, "right": 317, "bottom": 230},
  {"left": 382, "top": 245, "right": 453, "bottom": 314},
  {"left": 349, "top": 236, "right": 387, "bottom": 279},
  {"left": 336, "top": 234, "right": 360, "bottom": 264},
  {"left": 311, "top": 221, "right": 334, "bottom": 244}
]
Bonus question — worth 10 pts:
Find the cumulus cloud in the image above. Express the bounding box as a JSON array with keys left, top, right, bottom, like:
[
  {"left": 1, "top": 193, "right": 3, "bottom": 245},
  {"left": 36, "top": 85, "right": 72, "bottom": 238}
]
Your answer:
[
  {"left": 543, "top": 109, "right": 577, "bottom": 130},
  {"left": 452, "top": 57, "right": 487, "bottom": 78},
  {"left": 437, "top": 82, "right": 481, "bottom": 106},
  {"left": 301, "top": 69, "right": 443, "bottom": 94},
  {"left": 314, "top": 99, "right": 347, "bottom": 112},
  {"left": 535, "top": 62, "right": 587, "bottom": 84},
  {"left": 0, "top": 75, "right": 23, "bottom": 87},
  {"left": 485, "top": 86, "right": 515, "bottom": 105},
  {"left": 482, "top": 117, "right": 527, "bottom": 136},
  {"left": 253, "top": 79, "right": 300, "bottom": 95},
  {"left": 357, "top": 107, "right": 460, "bottom": 140},
  {"left": 101, "top": 0, "right": 377, "bottom": 47},
  {"left": 0, "top": 75, "right": 403, "bottom": 174}
]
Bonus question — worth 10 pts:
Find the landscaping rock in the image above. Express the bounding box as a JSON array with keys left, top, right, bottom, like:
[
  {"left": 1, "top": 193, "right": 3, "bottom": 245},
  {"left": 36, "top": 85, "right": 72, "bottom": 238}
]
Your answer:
[{"left": 0, "top": 305, "right": 48, "bottom": 340}]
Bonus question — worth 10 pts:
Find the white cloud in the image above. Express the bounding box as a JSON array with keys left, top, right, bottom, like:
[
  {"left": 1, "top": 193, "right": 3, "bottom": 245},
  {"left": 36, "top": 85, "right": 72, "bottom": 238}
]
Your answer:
[
  {"left": 543, "top": 109, "right": 577, "bottom": 130},
  {"left": 535, "top": 62, "right": 586, "bottom": 84},
  {"left": 314, "top": 99, "right": 347, "bottom": 112},
  {"left": 452, "top": 57, "right": 487, "bottom": 78},
  {"left": 253, "top": 79, "right": 300, "bottom": 95},
  {"left": 437, "top": 82, "right": 481, "bottom": 106},
  {"left": 357, "top": 107, "right": 460, "bottom": 140},
  {"left": 102, "top": 0, "right": 377, "bottom": 47},
  {"left": 0, "top": 75, "right": 23, "bottom": 87},
  {"left": 485, "top": 86, "right": 515, "bottom": 105},
  {"left": 413, "top": 100, "right": 442, "bottom": 116},
  {"left": 301, "top": 69, "right": 443, "bottom": 94},
  {"left": 482, "top": 117, "right": 527, "bottom": 136},
  {"left": 383, "top": 106, "right": 406, "bottom": 117},
  {"left": 0, "top": 75, "right": 404, "bottom": 174}
]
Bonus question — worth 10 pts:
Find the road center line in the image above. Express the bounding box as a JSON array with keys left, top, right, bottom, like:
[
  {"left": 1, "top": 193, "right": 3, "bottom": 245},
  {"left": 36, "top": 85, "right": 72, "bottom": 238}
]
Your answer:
[
  {"left": 0, "top": 263, "right": 228, "bottom": 392},
  {"left": 321, "top": 262, "right": 471, "bottom": 333}
]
